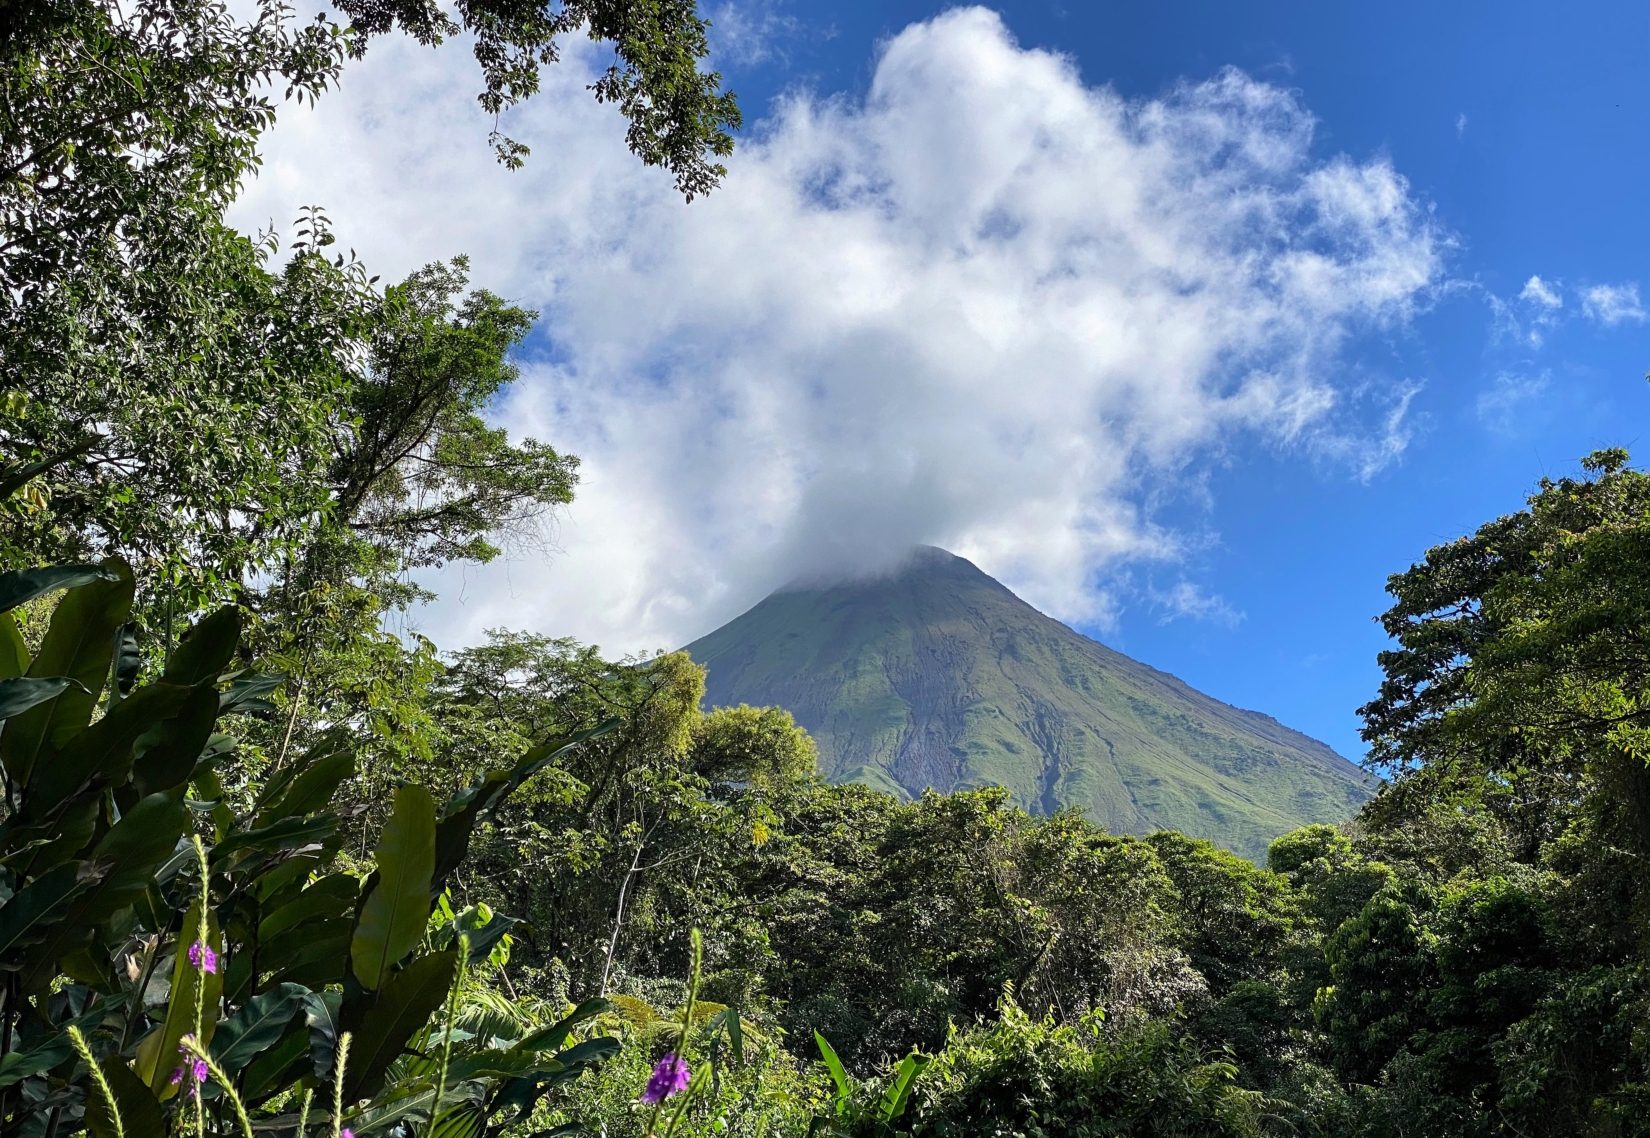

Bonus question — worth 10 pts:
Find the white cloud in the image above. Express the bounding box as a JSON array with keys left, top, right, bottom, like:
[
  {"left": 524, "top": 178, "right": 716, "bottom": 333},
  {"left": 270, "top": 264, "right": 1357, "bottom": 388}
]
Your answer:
[
  {"left": 1455, "top": 112, "right": 1468, "bottom": 138},
  {"left": 233, "top": 7, "right": 1443, "bottom": 653},
  {"left": 1476, "top": 371, "right": 1550, "bottom": 436},
  {"left": 1151, "top": 581, "right": 1244, "bottom": 627},
  {"left": 1519, "top": 274, "right": 1562, "bottom": 309},
  {"left": 1581, "top": 282, "right": 1647, "bottom": 326}
]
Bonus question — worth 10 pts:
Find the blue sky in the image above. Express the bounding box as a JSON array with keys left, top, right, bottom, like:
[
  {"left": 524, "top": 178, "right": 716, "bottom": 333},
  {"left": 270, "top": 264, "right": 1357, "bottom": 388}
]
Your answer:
[
  {"left": 704, "top": 0, "right": 1650, "bottom": 758},
  {"left": 242, "top": 1, "right": 1648, "bottom": 764}
]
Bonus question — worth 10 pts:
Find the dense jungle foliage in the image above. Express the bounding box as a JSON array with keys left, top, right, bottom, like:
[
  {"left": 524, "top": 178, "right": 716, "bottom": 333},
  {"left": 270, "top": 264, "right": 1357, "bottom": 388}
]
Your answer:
[{"left": 4, "top": 1, "right": 1650, "bottom": 1135}]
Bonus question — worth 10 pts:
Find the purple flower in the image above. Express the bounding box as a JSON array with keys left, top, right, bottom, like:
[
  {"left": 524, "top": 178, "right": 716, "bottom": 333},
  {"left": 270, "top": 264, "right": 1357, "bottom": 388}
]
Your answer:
[
  {"left": 187, "top": 940, "right": 218, "bottom": 974},
  {"left": 341, "top": 1130, "right": 354, "bottom": 1138},
  {"left": 168, "top": 1057, "right": 210, "bottom": 1096},
  {"left": 641, "top": 1053, "right": 690, "bottom": 1105}
]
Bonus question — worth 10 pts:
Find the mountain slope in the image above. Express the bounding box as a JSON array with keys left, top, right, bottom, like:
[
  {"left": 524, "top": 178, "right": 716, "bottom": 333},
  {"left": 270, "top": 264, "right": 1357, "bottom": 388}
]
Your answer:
[{"left": 684, "top": 546, "right": 1370, "bottom": 860}]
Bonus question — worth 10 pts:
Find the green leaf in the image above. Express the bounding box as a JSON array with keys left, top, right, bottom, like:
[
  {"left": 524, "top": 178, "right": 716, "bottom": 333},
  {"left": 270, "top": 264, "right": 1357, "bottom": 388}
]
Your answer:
[
  {"left": 210, "top": 982, "right": 310, "bottom": 1072},
  {"left": 256, "top": 750, "right": 353, "bottom": 825},
  {"left": 27, "top": 682, "right": 193, "bottom": 811},
  {"left": 161, "top": 605, "right": 240, "bottom": 686},
  {"left": 259, "top": 874, "right": 358, "bottom": 941},
  {"left": 434, "top": 720, "right": 617, "bottom": 887},
  {"left": 0, "top": 677, "right": 75, "bottom": 720},
  {"left": 85, "top": 1057, "right": 166, "bottom": 1138},
  {"left": 430, "top": 1103, "right": 487, "bottom": 1138},
  {"left": 135, "top": 901, "right": 223, "bottom": 1095},
  {"left": 342, "top": 949, "right": 459, "bottom": 1101},
  {"left": 219, "top": 669, "right": 282, "bottom": 716},
  {"left": 1, "top": 558, "right": 134, "bottom": 788},
  {"left": 210, "top": 814, "right": 334, "bottom": 862},
  {"left": 874, "top": 1052, "right": 928, "bottom": 1123},
  {"left": 512, "top": 998, "right": 612, "bottom": 1055},
  {"left": 131, "top": 683, "right": 220, "bottom": 796},
  {"left": 0, "top": 861, "right": 99, "bottom": 959},
  {"left": 0, "top": 565, "right": 115, "bottom": 614},
  {"left": 352, "top": 784, "right": 436, "bottom": 989},
  {"left": 815, "top": 1032, "right": 852, "bottom": 1108},
  {"left": 303, "top": 990, "right": 343, "bottom": 1082},
  {"left": 0, "top": 613, "right": 27, "bottom": 679},
  {"left": 111, "top": 621, "right": 143, "bottom": 698},
  {"left": 239, "top": 1022, "right": 310, "bottom": 1103}
]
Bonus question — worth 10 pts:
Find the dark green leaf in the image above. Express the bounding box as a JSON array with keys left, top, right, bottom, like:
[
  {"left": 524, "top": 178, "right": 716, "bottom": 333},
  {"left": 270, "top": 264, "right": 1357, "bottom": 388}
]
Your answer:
[
  {"left": 1, "top": 558, "right": 134, "bottom": 787},
  {"left": 0, "top": 566, "right": 115, "bottom": 614},
  {"left": 352, "top": 784, "right": 436, "bottom": 989},
  {"left": 210, "top": 983, "right": 309, "bottom": 1072},
  {"left": 342, "top": 949, "right": 459, "bottom": 1100},
  {"left": 0, "top": 861, "right": 100, "bottom": 959},
  {"left": 131, "top": 683, "right": 220, "bottom": 796},
  {"left": 257, "top": 751, "right": 353, "bottom": 825},
  {"left": 27, "top": 682, "right": 192, "bottom": 812},
  {"left": 512, "top": 998, "right": 612, "bottom": 1055},
  {"left": 0, "top": 677, "right": 75, "bottom": 720},
  {"left": 111, "top": 622, "right": 143, "bottom": 697},
  {"left": 86, "top": 1057, "right": 166, "bottom": 1138},
  {"left": 303, "top": 990, "right": 343, "bottom": 1082},
  {"left": 434, "top": 720, "right": 617, "bottom": 887},
  {"left": 161, "top": 605, "right": 240, "bottom": 686}
]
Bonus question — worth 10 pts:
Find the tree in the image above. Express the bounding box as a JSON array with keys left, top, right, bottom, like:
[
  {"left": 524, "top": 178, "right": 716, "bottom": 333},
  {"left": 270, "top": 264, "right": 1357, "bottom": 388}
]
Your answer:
[
  {"left": 332, "top": 0, "right": 741, "bottom": 192},
  {"left": 1359, "top": 450, "right": 1650, "bottom": 889}
]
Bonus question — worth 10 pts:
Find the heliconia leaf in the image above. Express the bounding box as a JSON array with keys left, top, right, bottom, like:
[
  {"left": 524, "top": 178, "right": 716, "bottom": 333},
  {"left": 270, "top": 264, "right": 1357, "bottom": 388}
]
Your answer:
[
  {"left": 26, "top": 682, "right": 192, "bottom": 812},
  {"left": 160, "top": 605, "right": 240, "bottom": 686},
  {"left": 0, "top": 565, "right": 115, "bottom": 614},
  {"left": 16, "top": 795, "right": 188, "bottom": 991},
  {"left": 352, "top": 784, "right": 436, "bottom": 990},
  {"left": 0, "top": 677, "right": 75, "bottom": 720},
  {"left": 0, "top": 861, "right": 100, "bottom": 960},
  {"left": 136, "top": 901, "right": 223, "bottom": 1096},
  {"left": 256, "top": 750, "right": 353, "bottom": 825},
  {"left": 0, "top": 613, "right": 28, "bottom": 679},
  {"left": 111, "top": 621, "right": 143, "bottom": 698},
  {"left": 130, "top": 683, "right": 220, "bottom": 796},
  {"left": 238, "top": 1022, "right": 310, "bottom": 1103},
  {"left": 434, "top": 720, "right": 618, "bottom": 889},
  {"left": 259, "top": 874, "right": 358, "bottom": 942},
  {"left": 430, "top": 1103, "right": 487, "bottom": 1138},
  {"left": 85, "top": 1057, "right": 166, "bottom": 1138},
  {"left": 342, "top": 949, "right": 459, "bottom": 1101},
  {"left": 303, "top": 990, "right": 343, "bottom": 1082},
  {"left": 1, "top": 558, "right": 133, "bottom": 788},
  {"left": 209, "top": 982, "right": 310, "bottom": 1072},
  {"left": 512, "top": 998, "right": 613, "bottom": 1055},
  {"left": 219, "top": 669, "right": 282, "bottom": 716},
  {"left": 815, "top": 1031, "right": 852, "bottom": 1106},
  {"left": 875, "top": 1052, "right": 929, "bottom": 1123}
]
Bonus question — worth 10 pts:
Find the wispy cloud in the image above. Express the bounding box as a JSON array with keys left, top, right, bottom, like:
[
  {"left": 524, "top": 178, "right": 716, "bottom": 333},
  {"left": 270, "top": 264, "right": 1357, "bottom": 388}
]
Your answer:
[
  {"left": 1519, "top": 274, "right": 1562, "bottom": 309},
  {"left": 1455, "top": 112, "right": 1468, "bottom": 138},
  {"left": 1476, "top": 371, "right": 1551, "bottom": 436},
  {"left": 1151, "top": 581, "right": 1244, "bottom": 627},
  {"left": 1581, "top": 282, "right": 1647, "bottom": 326},
  {"left": 234, "top": 8, "right": 1444, "bottom": 652}
]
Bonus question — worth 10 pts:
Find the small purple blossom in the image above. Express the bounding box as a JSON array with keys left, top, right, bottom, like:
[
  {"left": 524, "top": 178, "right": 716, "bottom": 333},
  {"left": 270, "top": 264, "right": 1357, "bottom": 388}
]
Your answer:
[
  {"left": 641, "top": 1053, "right": 690, "bottom": 1105},
  {"left": 341, "top": 1130, "right": 354, "bottom": 1138},
  {"left": 168, "top": 1057, "right": 210, "bottom": 1096},
  {"left": 187, "top": 940, "right": 218, "bottom": 974}
]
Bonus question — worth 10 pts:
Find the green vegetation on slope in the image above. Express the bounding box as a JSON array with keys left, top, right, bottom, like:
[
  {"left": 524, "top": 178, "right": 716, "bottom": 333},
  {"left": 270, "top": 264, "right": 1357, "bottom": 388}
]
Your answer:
[{"left": 686, "top": 547, "right": 1369, "bottom": 859}]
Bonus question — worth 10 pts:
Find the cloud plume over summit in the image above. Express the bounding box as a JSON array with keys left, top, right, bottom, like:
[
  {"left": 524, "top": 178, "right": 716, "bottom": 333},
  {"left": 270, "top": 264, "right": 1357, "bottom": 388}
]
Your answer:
[{"left": 234, "top": 6, "right": 1443, "bottom": 653}]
